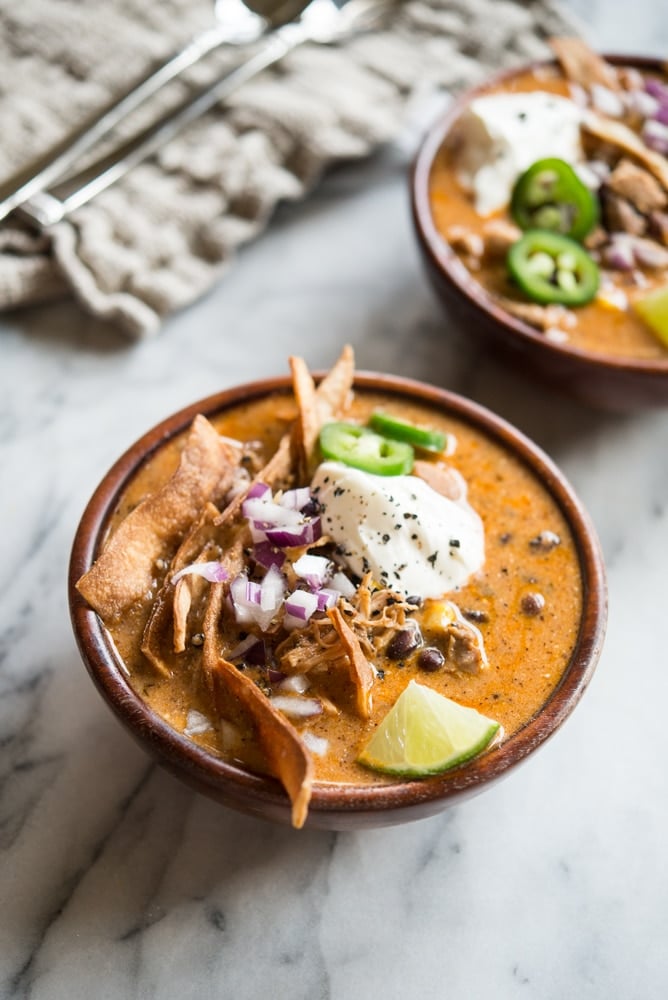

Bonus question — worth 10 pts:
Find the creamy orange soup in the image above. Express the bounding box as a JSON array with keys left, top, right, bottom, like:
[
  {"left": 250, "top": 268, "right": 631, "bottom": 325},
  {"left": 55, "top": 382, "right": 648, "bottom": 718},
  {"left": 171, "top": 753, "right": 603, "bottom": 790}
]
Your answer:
[{"left": 105, "top": 389, "right": 583, "bottom": 787}]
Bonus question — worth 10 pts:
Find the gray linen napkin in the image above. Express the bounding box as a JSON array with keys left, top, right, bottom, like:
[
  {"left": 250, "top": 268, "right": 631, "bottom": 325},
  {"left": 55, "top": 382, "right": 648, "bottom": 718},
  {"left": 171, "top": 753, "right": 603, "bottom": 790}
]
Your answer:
[{"left": 0, "top": 0, "right": 578, "bottom": 337}]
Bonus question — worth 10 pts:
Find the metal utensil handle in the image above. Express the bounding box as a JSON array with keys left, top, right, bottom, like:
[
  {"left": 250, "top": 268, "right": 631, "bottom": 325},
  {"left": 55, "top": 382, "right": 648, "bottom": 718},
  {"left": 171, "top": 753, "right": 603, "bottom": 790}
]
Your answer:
[
  {"left": 22, "top": 27, "right": 307, "bottom": 227},
  {"left": 0, "top": 20, "right": 256, "bottom": 225}
]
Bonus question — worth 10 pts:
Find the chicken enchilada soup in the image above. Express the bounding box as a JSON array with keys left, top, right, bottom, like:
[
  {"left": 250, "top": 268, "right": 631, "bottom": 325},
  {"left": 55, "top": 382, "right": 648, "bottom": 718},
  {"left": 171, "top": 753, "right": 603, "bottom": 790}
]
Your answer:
[
  {"left": 429, "top": 39, "right": 668, "bottom": 360},
  {"left": 77, "top": 349, "right": 584, "bottom": 827}
]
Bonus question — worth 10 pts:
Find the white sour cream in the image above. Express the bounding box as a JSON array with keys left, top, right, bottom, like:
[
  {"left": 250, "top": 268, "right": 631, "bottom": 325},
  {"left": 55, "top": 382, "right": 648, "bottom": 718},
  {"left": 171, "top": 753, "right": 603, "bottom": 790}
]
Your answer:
[
  {"left": 455, "top": 92, "right": 583, "bottom": 215},
  {"left": 311, "top": 461, "right": 484, "bottom": 599}
]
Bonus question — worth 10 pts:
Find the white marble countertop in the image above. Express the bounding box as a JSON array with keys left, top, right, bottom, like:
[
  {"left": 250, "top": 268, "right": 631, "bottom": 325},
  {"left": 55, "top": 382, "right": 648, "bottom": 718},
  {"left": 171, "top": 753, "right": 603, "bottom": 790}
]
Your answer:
[{"left": 2, "top": 4, "right": 668, "bottom": 998}]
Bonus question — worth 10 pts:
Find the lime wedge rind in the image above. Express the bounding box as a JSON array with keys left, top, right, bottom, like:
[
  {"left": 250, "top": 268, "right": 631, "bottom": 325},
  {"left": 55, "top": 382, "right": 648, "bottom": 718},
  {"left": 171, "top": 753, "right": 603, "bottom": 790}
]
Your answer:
[{"left": 357, "top": 680, "right": 500, "bottom": 778}]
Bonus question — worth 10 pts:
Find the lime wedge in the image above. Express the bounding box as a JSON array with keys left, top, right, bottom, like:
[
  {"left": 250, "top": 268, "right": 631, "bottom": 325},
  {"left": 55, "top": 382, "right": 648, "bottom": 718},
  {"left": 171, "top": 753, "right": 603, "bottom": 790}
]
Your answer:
[
  {"left": 358, "top": 680, "right": 499, "bottom": 777},
  {"left": 632, "top": 284, "right": 668, "bottom": 347}
]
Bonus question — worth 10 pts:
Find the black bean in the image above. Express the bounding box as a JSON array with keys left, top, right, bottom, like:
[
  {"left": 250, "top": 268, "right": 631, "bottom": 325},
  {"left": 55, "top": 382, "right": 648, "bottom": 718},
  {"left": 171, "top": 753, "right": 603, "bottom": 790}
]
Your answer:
[
  {"left": 405, "top": 595, "right": 423, "bottom": 607},
  {"left": 386, "top": 627, "right": 421, "bottom": 660},
  {"left": 418, "top": 647, "right": 445, "bottom": 672},
  {"left": 529, "top": 531, "right": 561, "bottom": 552},
  {"left": 462, "top": 608, "right": 489, "bottom": 624},
  {"left": 521, "top": 592, "right": 545, "bottom": 616}
]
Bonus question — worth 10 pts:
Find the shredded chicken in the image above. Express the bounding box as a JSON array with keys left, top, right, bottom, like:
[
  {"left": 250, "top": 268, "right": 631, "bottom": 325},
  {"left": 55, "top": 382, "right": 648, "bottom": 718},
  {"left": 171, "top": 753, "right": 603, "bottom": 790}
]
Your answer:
[{"left": 607, "top": 158, "right": 667, "bottom": 215}]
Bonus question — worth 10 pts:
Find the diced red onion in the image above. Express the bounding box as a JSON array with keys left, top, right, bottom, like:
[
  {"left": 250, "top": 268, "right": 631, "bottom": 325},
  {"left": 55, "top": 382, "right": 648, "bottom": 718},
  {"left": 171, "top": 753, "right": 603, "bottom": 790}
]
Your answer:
[
  {"left": 270, "top": 696, "right": 323, "bottom": 719},
  {"left": 171, "top": 560, "right": 229, "bottom": 585},
  {"left": 653, "top": 104, "right": 668, "bottom": 126},
  {"left": 603, "top": 235, "right": 636, "bottom": 271},
  {"left": 627, "top": 89, "right": 660, "bottom": 119},
  {"left": 293, "top": 553, "right": 333, "bottom": 589},
  {"left": 253, "top": 541, "right": 286, "bottom": 570},
  {"left": 261, "top": 565, "right": 285, "bottom": 612},
  {"left": 268, "top": 667, "right": 286, "bottom": 684},
  {"left": 284, "top": 589, "right": 320, "bottom": 630},
  {"left": 642, "top": 119, "right": 668, "bottom": 155},
  {"left": 302, "top": 732, "right": 329, "bottom": 756},
  {"left": 604, "top": 234, "right": 668, "bottom": 271},
  {"left": 184, "top": 709, "right": 213, "bottom": 737},
  {"left": 242, "top": 496, "right": 303, "bottom": 527},
  {"left": 330, "top": 571, "right": 356, "bottom": 599},
  {"left": 285, "top": 590, "right": 319, "bottom": 619},
  {"left": 314, "top": 588, "right": 339, "bottom": 611},
  {"left": 230, "top": 572, "right": 284, "bottom": 630},
  {"left": 279, "top": 487, "right": 311, "bottom": 510},
  {"left": 247, "top": 482, "right": 271, "bottom": 500},
  {"left": 265, "top": 518, "right": 321, "bottom": 548},
  {"left": 645, "top": 78, "right": 668, "bottom": 104},
  {"left": 279, "top": 674, "right": 310, "bottom": 694}
]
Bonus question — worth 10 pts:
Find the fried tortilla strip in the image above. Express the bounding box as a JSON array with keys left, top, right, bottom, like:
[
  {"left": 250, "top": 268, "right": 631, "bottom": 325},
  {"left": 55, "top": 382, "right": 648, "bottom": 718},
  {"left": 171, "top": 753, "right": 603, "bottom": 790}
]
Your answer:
[
  {"left": 212, "top": 657, "right": 314, "bottom": 829},
  {"left": 78, "top": 417, "right": 237, "bottom": 621},
  {"left": 172, "top": 503, "right": 222, "bottom": 653},
  {"left": 172, "top": 502, "right": 221, "bottom": 572},
  {"left": 289, "top": 355, "right": 318, "bottom": 482},
  {"left": 290, "top": 344, "right": 355, "bottom": 478},
  {"left": 551, "top": 37, "right": 620, "bottom": 91},
  {"left": 315, "top": 343, "right": 355, "bottom": 420},
  {"left": 202, "top": 580, "right": 227, "bottom": 689},
  {"left": 583, "top": 113, "right": 668, "bottom": 190},
  {"left": 140, "top": 586, "right": 174, "bottom": 677},
  {"left": 200, "top": 532, "right": 245, "bottom": 684},
  {"left": 173, "top": 577, "right": 194, "bottom": 654},
  {"left": 327, "top": 606, "right": 374, "bottom": 719}
]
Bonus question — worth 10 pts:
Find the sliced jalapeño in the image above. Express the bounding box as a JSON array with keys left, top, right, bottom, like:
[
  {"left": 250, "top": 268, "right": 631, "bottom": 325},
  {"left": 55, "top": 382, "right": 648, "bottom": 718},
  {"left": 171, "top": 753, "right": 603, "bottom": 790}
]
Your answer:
[
  {"left": 511, "top": 158, "right": 599, "bottom": 242},
  {"left": 369, "top": 411, "right": 446, "bottom": 453},
  {"left": 507, "top": 230, "right": 600, "bottom": 307},
  {"left": 319, "top": 422, "right": 414, "bottom": 476}
]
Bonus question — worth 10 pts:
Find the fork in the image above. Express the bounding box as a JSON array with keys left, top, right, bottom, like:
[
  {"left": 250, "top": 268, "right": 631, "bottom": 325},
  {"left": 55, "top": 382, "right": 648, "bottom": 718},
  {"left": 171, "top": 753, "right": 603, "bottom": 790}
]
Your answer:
[
  {"left": 0, "top": 0, "right": 311, "bottom": 226},
  {"left": 12, "top": 0, "right": 395, "bottom": 230}
]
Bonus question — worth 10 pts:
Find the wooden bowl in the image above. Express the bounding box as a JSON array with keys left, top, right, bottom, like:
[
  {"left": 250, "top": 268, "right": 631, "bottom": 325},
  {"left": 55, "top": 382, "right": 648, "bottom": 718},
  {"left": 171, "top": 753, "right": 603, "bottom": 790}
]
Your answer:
[
  {"left": 69, "top": 373, "right": 607, "bottom": 829},
  {"left": 411, "top": 55, "right": 668, "bottom": 410}
]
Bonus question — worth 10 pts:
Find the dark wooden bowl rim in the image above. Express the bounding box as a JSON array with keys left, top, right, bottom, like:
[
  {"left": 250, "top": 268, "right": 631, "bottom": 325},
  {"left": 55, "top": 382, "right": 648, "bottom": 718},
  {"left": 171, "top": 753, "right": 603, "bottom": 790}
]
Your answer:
[{"left": 69, "top": 373, "right": 607, "bottom": 827}]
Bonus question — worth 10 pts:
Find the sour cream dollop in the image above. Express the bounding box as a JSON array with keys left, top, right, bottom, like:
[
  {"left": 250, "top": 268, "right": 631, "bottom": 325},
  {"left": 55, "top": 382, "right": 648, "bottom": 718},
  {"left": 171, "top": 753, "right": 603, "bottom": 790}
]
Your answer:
[
  {"left": 455, "top": 92, "right": 583, "bottom": 215},
  {"left": 311, "top": 461, "right": 484, "bottom": 599}
]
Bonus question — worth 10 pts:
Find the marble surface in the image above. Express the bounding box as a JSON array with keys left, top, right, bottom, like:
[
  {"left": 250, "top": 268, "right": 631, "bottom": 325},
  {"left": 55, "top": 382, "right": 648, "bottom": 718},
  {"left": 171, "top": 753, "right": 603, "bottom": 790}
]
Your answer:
[{"left": 2, "top": 4, "right": 668, "bottom": 998}]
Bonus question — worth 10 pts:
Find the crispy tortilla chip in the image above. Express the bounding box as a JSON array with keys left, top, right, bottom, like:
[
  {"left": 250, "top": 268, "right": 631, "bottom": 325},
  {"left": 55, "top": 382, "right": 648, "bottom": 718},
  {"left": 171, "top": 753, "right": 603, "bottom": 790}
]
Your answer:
[
  {"left": 551, "top": 37, "right": 621, "bottom": 91},
  {"left": 173, "top": 576, "right": 195, "bottom": 654},
  {"left": 78, "top": 416, "right": 237, "bottom": 621},
  {"left": 200, "top": 532, "right": 245, "bottom": 684},
  {"left": 202, "top": 580, "right": 226, "bottom": 689},
  {"left": 583, "top": 112, "right": 668, "bottom": 190},
  {"left": 172, "top": 503, "right": 222, "bottom": 652},
  {"left": 140, "top": 586, "right": 174, "bottom": 677},
  {"left": 212, "top": 657, "right": 314, "bottom": 828},
  {"left": 289, "top": 345, "right": 355, "bottom": 478},
  {"left": 289, "top": 355, "right": 318, "bottom": 482},
  {"left": 327, "top": 606, "right": 374, "bottom": 719},
  {"left": 172, "top": 502, "right": 221, "bottom": 572},
  {"left": 315, "top": 344, "right": 355, "bottom": 421}
]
